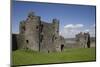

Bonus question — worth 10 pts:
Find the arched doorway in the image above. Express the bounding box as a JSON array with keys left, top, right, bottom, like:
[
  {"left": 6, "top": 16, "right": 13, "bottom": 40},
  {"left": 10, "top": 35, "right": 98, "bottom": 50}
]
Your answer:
[{"left": 61, "top": 44, "right": 64, "bottom": 52}]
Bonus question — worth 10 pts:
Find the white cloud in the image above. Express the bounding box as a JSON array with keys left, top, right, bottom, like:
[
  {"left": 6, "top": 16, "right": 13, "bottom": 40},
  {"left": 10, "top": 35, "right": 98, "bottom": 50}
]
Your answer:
[
  {"left": 84, "top": 29, "right": 90, "bottom": 32},
  {"left": 64, "top": 24, "right": 84, "bottom": 29},
  {"left": 60, "top": 24, "right": 84, "bottom": 38},
  {"left": 60, "top": 24, "right": 95, "bottom": 38},
  {"left": 64, "top": 24, "right": 74, "bottom": 28}
]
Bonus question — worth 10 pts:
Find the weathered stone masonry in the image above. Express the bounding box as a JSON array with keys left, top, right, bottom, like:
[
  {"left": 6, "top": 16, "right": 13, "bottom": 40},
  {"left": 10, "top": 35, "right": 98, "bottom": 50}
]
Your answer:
[
  {"left": 75, "top": 32, "right": 90, "bottom": 48},
  {"left": 12, "top": 12, "right": 91, "bottom": 52},
  {"left": 17, "top": 12, "right": 65, "bottom": 52}
]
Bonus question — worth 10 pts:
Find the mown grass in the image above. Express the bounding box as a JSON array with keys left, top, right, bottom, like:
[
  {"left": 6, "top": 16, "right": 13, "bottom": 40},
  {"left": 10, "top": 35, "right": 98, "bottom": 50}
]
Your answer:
[{"left": 12, "top": 47, "right": 96, "bottom": 66}]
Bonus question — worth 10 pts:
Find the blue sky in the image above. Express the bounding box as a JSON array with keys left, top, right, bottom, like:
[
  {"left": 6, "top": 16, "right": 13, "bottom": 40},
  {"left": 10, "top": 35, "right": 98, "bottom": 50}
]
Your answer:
[{"left": 12, "top": 1, "right": 96, "bottom": 38}]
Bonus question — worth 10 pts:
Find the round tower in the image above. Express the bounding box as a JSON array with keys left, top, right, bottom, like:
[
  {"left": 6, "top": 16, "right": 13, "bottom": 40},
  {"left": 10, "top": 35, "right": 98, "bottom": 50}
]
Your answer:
[
  {"left": 52, "top": 19, "right": 59, "bottom": 34},
  {"left": 26, "top": 12, "right": 41, "bottom": 51},
  {"left": 52, "top": 19, "right": 60, "bottom": 52},
  {"left": 19, "top": 12, "right": 41, "bottom": 51}
]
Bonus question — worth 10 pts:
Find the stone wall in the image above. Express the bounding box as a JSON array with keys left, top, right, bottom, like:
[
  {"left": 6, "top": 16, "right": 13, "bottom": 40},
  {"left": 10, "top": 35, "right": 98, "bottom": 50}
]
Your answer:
[
  {"left": 12, "top": 34, "right": 18, "bottom": 51},
  {"left": 75, "top": 32, "right": 90, "bottom": 48},
  {"left": 12, "top": 12, "right": 92, "bottom": 52},
  {"left": 17, "top": 12, "right": 65, "bottom": 52},
  {"left": 18, "top": 12, "right": 40, "bottom": 51}
]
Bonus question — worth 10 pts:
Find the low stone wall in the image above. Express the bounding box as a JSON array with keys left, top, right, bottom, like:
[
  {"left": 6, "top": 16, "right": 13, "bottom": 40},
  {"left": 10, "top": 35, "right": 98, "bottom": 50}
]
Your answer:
[{"left": 12, "top": 34, "right": 18, "bottom": 51}]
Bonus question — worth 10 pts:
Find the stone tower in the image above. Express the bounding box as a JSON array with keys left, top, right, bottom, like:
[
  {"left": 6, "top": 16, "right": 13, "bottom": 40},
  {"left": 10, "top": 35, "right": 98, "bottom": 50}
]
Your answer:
[
  {"left": 18, "top": 12, "right": 41, "bottom": 51},
  {"left": 17, "top": 12, "right": 65, "bottom": 52},
  {"left": 39, "top": 19, "right": 60, "bottom": 52},
  {"left": 75, "top": 32, "right": 90, "bottom": 48},
  {"left": 52, "top": 19, "right": 60, "bottom": 51}
]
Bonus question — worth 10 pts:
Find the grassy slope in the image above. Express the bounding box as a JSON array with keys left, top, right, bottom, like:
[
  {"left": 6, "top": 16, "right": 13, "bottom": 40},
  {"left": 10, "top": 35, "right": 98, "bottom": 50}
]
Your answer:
[{"left": 12, "top": 48, "right": 96, "bottom": 65}]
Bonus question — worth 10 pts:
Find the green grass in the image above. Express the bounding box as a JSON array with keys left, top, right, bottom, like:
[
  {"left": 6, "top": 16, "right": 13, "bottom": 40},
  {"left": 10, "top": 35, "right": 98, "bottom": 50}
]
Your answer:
[{"left": 12, "top": 47, "right": 96, "bottom": 66}]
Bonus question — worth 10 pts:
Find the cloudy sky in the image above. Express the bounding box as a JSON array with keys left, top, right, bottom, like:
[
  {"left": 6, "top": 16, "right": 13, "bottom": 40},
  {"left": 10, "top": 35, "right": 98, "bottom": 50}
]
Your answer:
[
  {"left": 60, "top": 23, "right": 95, "bottom": 38},
  {"left": 12, "top": 1, "right": 96, "bottom": 38}
]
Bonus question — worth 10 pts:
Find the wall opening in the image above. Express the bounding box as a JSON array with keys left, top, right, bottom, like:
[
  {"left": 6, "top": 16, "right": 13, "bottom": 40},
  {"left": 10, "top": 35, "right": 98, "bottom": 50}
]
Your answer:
[
  {"left": 48, "top": 50, "right": 50, "bottom": 53},
  {"left": 36, "top": 26, "right": 39, "bottom": 29},
  {"left": 52, "top": 35, "right": 55, "bottom": 42},
  {"left": 61, "top": 44, "right": 64, "bottom": 52},
  {"left": 55, "top": 37, "right": 57, "bottom": 39},
  {"left": 87, "top": 40, "right": 90, "bottom": 48},
  {"left": 26, "top": 40, "right": 29, "bottom": 43}
]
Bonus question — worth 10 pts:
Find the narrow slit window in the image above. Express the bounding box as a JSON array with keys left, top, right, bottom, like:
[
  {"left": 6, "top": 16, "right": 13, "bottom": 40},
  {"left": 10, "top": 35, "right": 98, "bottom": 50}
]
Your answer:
[
  {"left": 52, "top": 35, "right": 55, "bottom": 41},
  {"left": 26, "top": 40, "right": 29, "bottom": 43}
]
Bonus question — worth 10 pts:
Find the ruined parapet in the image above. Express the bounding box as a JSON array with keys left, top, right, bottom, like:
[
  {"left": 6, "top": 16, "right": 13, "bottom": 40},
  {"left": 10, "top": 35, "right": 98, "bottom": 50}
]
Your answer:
[
  {"left": 75, "top": 32, "right": 90, "bottom": 48},
  {"left": 27, "top": 12, "right": 41, "bottom": 22}
]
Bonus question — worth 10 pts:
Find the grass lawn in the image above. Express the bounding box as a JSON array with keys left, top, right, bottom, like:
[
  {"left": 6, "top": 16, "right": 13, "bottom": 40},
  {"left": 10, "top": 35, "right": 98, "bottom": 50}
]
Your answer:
[{"left": 12, "top": 47, "right": 96, "bottom": 66}]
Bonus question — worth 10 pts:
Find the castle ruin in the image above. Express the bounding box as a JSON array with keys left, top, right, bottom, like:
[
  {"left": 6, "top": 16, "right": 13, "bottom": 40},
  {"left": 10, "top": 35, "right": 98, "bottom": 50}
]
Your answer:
[
  {"left": 12, "top": 12, "right": 91, "bottom": 52},
  {"left": 75, "top": 32, "right": 90, "bottom": 48},
  {"left": 17, "top": 12, "right": 65, "bottom": 52}
]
